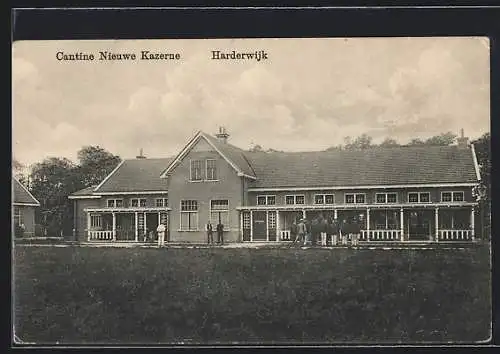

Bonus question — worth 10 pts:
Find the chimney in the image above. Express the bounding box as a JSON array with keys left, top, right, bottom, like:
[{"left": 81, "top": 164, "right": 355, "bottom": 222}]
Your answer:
[
  {"left": 215, "top": 126, "right": 229, "bottom": 144},
  {"left": 136, "top": 148, "right": 146, "bottom": 159},
  {"left": 457, "top": 128, "right": 469, "bottom": 148}
]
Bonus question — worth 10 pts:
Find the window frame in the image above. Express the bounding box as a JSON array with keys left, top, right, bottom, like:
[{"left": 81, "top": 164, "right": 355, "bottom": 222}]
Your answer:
[
  {"left": 256, "top": 195, "right": 276, "bottom": 206},
  {"left": 205, "top": 159, "right": 218, "bottom": 181},
  {"left": 13, "top": 206, "right": 22, "bottom": 226},
  {"left": 407, "top": 192, "right": 432, "bottom": 203},
  {"left": 441, "top": 191, "right": 465, "bottom": 203},
  {"left": 155, "top": 198, "right": 168, "bottom": 207},
  {"left": 375, "top": 192, "right": 398, "bottom": 204},
  {"left": 285, "top": 194, "right": 306, "bottom": 205},
  {"left": 441, "top": 191, "right": 453, "bottom": 203},
  {"left": 107, "top": 199, "right": 123, "bottom": 208},
  {"left": 180, "top": 200, "right": 199, "bottom": 231},
  {"left": 90, "top": 214, "right": 102, "bottom": 228},
  {"left": 314, "top": 193, "right": 335, "bottom": 205},
  {"left": 130, "top": 198, "right": 147, "bottom": 208},
  {"left": 189, "top": 159, "right": 204, "bottom": 182},
  {"left": 210, "top": 199, "right": 230, "bottom": 230},
  {"left": 345, "top": 193, "right": 366, "bottom": 204}
]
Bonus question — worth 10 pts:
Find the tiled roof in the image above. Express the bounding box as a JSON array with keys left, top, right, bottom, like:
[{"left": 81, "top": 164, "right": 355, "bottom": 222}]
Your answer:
[
  {"left": 94, "top": 158, "right": 172, "bottom": 193},
  {"left": 202, "top": 133, "right": 256, "bottom": 178},
  {"left": 245, "top": 146, "right": 478, "bottom": 188},
  {"left": 13, "top": 178, "right": 40, "bottom": 205}
]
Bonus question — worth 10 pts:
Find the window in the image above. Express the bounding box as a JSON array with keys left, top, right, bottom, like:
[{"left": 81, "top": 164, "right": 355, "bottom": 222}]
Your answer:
[
  {"left": 243, "top": 212, "right": 251, "bottom": 229},
  {"left": 130, "top": 198, "right": 147, "bottom": 207},
  {"left": 419, "top": 193, "right": 430, "bottom": 203},
  {"left": 453, "top": 192, "right": 464, "bottom": 202},
  {"left": 408, "top": 193, "right": 419, "bottom": 203},
  {"left": 107, "top": 199, "right": 123, "bottom": 208},
  {"left": 206, "top": 159, "right": 217, "bottom": 181},
  {"left": 155, "top": 198, "right": 168, "bottom": 207},
  {"left": 408, "top": 192, "right": 431, "bottom": 203},
  {"left": 441, "top": 192, "right": 452, "bottom": 202},
  {"left": 90, "top": 215, "right": 102, "bottom": 228},
  {"left": 345, "top": 193, "right": 366, "bottom": 204},
  {"left": 180, "top": 200, "right": 198, "bottom": 231},
  {"left": 356, "top": 194, "right": 366, "bottom": 203},
  {"left": 285, "top": 195, "right": 305, "bottom": 205},
  {"left": 13, "top": 207, "right": 22, "bottom": 226},
  {"left": 210, "top": 200, "right": 229, "bottom": 226},
  {"left": 375, "top": 193, "right": 398, "bottom": 204},
  {"left": 190, "top": 160, "right": 203, "bottom": 181},
  {"left": 268, "top": 212, "right": 276, "bottom": 229},
  {"left": 441, "top": 191, "right": 464, "bottom": 202},
  {"left": 315, "top": 194, "right": 335, "bottom": 205},
  {"left": 257, "top": 195, "right": 276, "bottom": 205}
]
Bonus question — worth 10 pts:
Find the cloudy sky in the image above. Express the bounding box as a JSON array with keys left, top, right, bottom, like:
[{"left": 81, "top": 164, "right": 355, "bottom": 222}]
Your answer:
[{"left": 12, "top": 37, "right": 490, "bottom": 167}]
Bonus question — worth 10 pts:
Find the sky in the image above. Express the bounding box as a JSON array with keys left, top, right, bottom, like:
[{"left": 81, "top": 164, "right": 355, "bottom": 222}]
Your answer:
[{"left": 12, "top": 37, "right": 490, "bottom": 168}]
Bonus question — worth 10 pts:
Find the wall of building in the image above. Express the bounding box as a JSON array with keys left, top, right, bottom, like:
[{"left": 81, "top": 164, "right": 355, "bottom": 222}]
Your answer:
[
  {"left": 166, "top": 138, "right": 243, "bottom": 243},
  {"left": 21, "top": 206, "right": 36, "bottom": 237},
  {"left": 74, "top": 198, "right": 102, "bottom": 241}
]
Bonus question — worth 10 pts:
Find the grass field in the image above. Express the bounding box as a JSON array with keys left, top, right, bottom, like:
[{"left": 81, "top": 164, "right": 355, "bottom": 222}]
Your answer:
[{"left": 13, "top": 246, "right": 491, "bottom": 345}]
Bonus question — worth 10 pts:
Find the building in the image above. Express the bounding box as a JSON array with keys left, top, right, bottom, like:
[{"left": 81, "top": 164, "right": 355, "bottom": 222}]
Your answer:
[
  {"left": 13, "top": 177, "right": 40, "bottom": 237},
  {"left": 69, "top": 127, "right": 481, "bottom": 243}
]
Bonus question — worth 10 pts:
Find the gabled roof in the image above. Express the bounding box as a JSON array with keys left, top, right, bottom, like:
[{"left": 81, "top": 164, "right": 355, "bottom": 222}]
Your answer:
[
  {"left": 13, "top": 177, "right": 40, "bottom": 206},
  {"left": 160, "top": 131, "right": 256, "bottom": 179},
  {"left": 245, "top": 145, "right": 479, "bottom": 189},
  {"left": 93, "top": 158, "right": 172, "bottom": 193}
]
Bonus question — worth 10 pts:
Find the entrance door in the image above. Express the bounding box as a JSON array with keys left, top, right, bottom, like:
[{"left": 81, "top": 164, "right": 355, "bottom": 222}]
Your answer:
[
  {"left": 252, "top": 211, "right": 267, "bottom": 241},
  {"left": 407, "top": 210, "right": 433, "bottom": 240}
]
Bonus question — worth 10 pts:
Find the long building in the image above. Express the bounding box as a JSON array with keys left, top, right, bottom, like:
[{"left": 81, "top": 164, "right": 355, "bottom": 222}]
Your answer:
[{"left": 69, "top": 127, "right": 481, "bottom": 243}]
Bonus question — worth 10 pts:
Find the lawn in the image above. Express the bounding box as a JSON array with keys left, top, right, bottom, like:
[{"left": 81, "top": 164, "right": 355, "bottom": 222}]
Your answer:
[{"left": 13, "top": 245, "right": 491, "bottom": 345}]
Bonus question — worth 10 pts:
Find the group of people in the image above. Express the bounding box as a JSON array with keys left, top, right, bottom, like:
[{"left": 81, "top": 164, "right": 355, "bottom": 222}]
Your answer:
[
  {"left": 290, "top": 214, "right": 365, "bottom": 247},
  {"left": 205, "top": 221, "right": 225, "bottom": 245}
]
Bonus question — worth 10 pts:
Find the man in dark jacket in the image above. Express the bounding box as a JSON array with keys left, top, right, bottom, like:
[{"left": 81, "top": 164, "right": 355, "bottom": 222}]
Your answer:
[
  {"left": 328, "top": 217, "right": 340, "bottom": 246},
  {"left": 216, "top": 222, "right": 224, "bottom": 245},
  {"left": 310, "top": 217, "right": 320, "bottom": 246},
  {"left": 351, "top": 216, "right": 362, "bottom": 246}
]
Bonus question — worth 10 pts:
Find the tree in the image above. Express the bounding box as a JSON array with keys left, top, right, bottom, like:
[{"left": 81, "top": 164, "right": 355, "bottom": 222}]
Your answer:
[
  {"left": 30, "top": 157, "right": 78, "bottom": 237},
  {"left": 379, "top": 138, "right": 400, "bottom": 148},
  {"left": 344, "top": 134, "right": 373, "bottom": 150},
  {"left": 12, "top": 159, "right": 29, "bottom": 186},
  {"left": 407, "top": 138, "right": 425, "bottom": 146},
  {"left": 424, "top": 131, "right": 457, "bottom": 146},
  {"left": 77, "top": 146, "right": 121, "bottom": 187},
  {"left": 248, "top": 144, "right": 263, "bottom": 152}
]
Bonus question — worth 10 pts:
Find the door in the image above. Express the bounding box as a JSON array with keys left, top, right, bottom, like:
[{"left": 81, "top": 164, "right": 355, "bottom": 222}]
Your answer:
[
  {"left": 407, "top": 210, "right": 433, "bottom": 240},
  {"left": 252, "top": 211, "right": 267, "bottom": 241}
]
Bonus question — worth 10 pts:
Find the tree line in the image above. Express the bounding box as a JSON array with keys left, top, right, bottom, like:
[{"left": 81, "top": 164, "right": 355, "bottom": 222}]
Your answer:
[
  {"left": 13, "top": 146, "right": 121, "bottom": 237},
  {"left": 13, "top": 131, "right": 490, "bottom": 238}
]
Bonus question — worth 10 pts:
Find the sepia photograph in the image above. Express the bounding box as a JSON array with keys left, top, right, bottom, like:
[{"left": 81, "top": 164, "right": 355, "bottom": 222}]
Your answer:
[{"left": 12, "top": 37, "right": 491, "bottom": 345}]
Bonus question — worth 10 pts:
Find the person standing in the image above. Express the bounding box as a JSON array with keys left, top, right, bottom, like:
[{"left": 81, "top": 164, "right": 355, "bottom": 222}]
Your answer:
[
  {"left": 340, "top": 218, "right": 349, "bottom": 246},
  {"left": 290, "top": 219, "right": 298, "bottom": 242},
  {"left": 351, "top": 215, "right": 361, "bottom": 246},
  {"left": 297, "top": 219, "right": 307, "bottom": 246},
  {"left": 156, "top": 223, "right": 166, "bottom": 247},
  {"left": 206, "top": 220, "right": 214, "bottom": 245},
  {"left": 310, "top": 217, "right": 320, "bottom": 246},
  {"left": 330, "top": 217, "right": 340, "bottom": 246},
  {"left": 217, "top": 221, "right": 224, "bottom": 245},
  {"left": 320, "top": 215, "right": 328, "bottom": 246}
]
